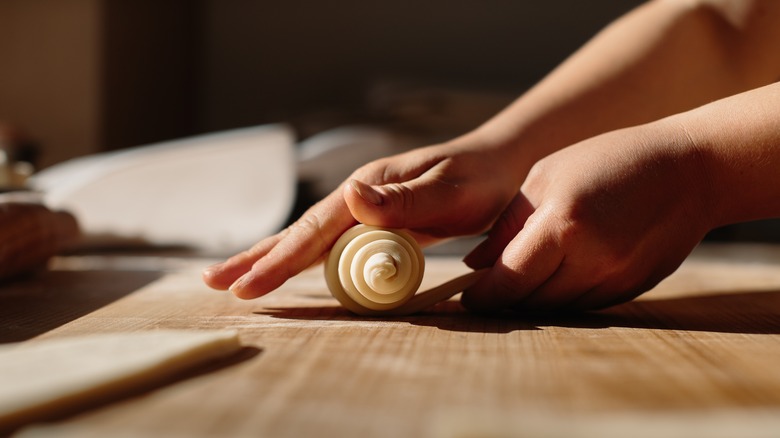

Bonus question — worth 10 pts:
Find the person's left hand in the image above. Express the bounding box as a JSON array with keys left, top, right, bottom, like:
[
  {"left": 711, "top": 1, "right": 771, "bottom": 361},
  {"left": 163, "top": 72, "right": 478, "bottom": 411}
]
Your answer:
[{"left": 202, "top": 138, "right": 521, "bottom": 299}]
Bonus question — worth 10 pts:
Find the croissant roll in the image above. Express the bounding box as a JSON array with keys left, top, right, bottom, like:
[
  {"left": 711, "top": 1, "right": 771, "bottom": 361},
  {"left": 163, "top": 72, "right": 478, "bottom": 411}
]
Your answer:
[{"left": 325, "top": 224, "right": 487, "bottom": 316}]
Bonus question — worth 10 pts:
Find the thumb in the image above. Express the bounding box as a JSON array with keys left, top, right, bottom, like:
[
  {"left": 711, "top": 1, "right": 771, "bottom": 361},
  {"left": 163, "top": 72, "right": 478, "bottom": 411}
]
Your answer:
[{"left": 344, "top": 178, "right": 458, "bottom": 232}]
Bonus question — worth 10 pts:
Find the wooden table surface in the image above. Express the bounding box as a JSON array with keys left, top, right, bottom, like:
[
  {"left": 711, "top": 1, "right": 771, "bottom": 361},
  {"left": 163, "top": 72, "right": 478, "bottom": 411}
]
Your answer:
[{"left": 2, "top": 243, "right": 780, "bottom": 437}]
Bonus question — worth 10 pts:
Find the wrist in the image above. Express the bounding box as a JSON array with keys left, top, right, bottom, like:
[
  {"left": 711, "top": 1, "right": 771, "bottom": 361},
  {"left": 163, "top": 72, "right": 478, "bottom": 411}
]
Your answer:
[
  {"left": 673, "top": 119, "right": 724, "bottom": 233},
  {"left": 633, "top": 117, "right": 722, "bottom": 236},
  {"left": 671, "top": 83, "right": 780, "bottom": 228},
  {"left": 444, "top": 127, "right": 531, "bottom": 189}
]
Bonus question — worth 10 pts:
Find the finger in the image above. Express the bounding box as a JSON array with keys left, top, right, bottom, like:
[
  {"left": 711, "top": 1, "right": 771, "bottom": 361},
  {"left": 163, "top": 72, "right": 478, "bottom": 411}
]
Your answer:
[
  {"left": 461, "top": 210, "right": 564, "bottom": 313},
  {"left": 565, "top": 259, "right": 680, "bottom": 310},
  {"left": 202, "top": 233, "right": 284, "bottom": 290},
  {"left": 229, "top": 192, "right": 357, "bottom": 299},
  {"left": 345, "top": 146, "right": 512, "bottom": 236},
  {"left": 345, "top": 175, "right": 467, "bottom": 235},
  {"left": 463, "top": 193, "right": 534, "bottom": 269},
  {"left": 511, "top": 261, "right": 603, "bottom": 311}
]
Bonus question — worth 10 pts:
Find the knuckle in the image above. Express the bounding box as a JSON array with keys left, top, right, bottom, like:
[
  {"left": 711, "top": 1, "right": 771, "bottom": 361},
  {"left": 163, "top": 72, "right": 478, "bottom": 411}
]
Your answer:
[
  {"left": 292, "top": 212, "right": 322, "bottom": 232},
  {"left": 545, "top": 211, "right": 636, "bottom": 284},
  {"left": 381, "top": 182, "right": 415, "bottom": 219},
  {"left": 289, "top": 213, "right": 328, "bottom": 251},
  {"left": 351, "top": 159, "right": 388, "bottom": 183}
]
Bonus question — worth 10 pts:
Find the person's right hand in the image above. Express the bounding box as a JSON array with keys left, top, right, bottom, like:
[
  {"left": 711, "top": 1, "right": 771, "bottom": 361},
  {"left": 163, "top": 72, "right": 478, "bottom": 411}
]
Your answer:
[
  {"left": 202, "top": 138, "right": 521, "bottom": 299},
  {"left": 461, "top": 121, "right": 715, "bottom": 312}
]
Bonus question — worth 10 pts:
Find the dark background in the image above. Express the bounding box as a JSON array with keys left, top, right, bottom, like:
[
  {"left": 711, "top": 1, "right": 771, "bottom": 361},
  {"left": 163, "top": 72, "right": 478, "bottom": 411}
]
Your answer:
[
  {"left": 2, "top": 0, "right": 776, "bottom": 240},
  {"left": 0, "top": 0, "right": 642, "bottom": 165}
]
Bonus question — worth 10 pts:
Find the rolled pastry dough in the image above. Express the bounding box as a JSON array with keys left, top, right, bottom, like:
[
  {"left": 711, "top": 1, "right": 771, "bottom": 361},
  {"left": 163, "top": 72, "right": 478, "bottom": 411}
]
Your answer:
[
  {"left": 325, "top": 225, "right": 487, "bottom": 316},
  {"left": 0, "top": 330, "right": 241, "bottom": 431}
]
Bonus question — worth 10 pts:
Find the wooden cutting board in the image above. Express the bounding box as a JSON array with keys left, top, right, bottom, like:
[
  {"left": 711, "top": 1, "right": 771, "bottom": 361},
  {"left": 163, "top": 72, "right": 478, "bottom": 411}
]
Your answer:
[{"left": 2, "top": 244, "right": 780, "bottom": 437}]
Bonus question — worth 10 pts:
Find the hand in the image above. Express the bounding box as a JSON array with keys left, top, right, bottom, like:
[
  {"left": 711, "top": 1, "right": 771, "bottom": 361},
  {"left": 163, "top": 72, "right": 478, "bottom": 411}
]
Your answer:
[
  {"left": 203, "top": 138, "right": 521, "bottom": 299},
  {"left": 462, "top": 122, "right": 715, "bottom": 312}
]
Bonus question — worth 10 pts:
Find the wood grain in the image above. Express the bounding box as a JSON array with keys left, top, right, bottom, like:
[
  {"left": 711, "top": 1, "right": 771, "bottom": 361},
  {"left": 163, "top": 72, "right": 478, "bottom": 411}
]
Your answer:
[{"left": 3, "top": 244, "right": 780, "bottom": 437}]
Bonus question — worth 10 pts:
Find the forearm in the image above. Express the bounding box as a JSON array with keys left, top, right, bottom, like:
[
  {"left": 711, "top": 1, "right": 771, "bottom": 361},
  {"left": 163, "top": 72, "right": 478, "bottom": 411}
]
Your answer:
[
  {"left": 675, "top": 81, "right": 780, "bottom": 228},
  {"left": 466, "top": 0, "right": 780, "bottom": 182}
]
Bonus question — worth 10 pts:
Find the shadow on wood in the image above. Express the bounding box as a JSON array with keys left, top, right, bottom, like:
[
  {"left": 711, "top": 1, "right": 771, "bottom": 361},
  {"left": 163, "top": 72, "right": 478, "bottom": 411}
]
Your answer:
[
  {"left": 256, "top": 289, "right": 780, "bottom": 335},
  {"left": 0, "top": 269, "right": 163, "bottom": 343}
]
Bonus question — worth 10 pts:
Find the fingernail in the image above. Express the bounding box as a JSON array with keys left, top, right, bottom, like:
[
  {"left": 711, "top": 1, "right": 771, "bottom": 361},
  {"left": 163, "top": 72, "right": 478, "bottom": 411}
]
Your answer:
[
  {"left": 229, "top": 274, "right": 248, "bottom": 294},
  {"left": 350, "top": 179, "right": 383, "bottom": 206},
  {"left": 202, "top": 262, "right": 222, "bottom": 276}
]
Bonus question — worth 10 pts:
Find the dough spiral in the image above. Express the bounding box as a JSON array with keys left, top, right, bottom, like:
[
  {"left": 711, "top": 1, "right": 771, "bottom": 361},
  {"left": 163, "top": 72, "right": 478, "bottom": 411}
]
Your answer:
[{"left": 325, "top": 224, "right": 487, "bottom": 316}]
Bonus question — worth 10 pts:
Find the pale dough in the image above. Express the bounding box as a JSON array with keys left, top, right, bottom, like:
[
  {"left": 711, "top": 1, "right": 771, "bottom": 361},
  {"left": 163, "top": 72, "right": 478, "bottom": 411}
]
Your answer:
[
  {"left": 0, "top": 330, "right": 241, "bottom": 431},
  {"left": 325, "top": 225, "right": 488, "bottom": 316}
]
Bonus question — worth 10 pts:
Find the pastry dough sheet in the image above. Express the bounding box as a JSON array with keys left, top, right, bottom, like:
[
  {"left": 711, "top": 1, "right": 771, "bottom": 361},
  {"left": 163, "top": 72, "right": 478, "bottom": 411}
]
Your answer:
[{"left": 0, "top": 330, "right": 242, "bottom": 431}]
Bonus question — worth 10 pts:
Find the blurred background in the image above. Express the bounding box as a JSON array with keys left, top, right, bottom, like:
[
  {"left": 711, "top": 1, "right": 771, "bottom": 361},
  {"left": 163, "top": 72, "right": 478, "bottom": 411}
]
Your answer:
[
  {"left": 0, "top": 0, "right": 642, "bottom": 166},
  {"left": 1, "top": 0, "right": 777, "bottom": 243}
]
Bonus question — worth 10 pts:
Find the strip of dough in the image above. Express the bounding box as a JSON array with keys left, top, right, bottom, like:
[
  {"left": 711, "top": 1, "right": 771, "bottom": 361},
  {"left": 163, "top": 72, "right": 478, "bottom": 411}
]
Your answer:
[
  {"left": 0, "top": 330, "right": 241, "bottom": 431},
  {"left": 325, "top": 225, "right": 487, "bottom": 316}
]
